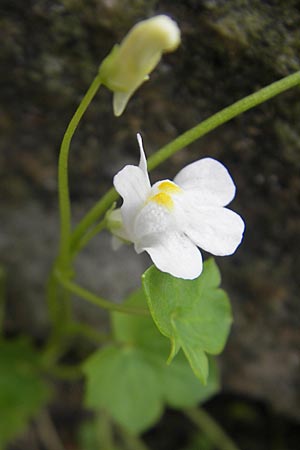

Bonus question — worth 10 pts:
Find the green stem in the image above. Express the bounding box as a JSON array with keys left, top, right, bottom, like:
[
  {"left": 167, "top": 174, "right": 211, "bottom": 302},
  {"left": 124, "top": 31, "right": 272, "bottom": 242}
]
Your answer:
[
  {"left": 71, "top": 71, "right": 300, "bottom": 245},
  {"left": 0, "top": 266, "right": 6, "bottom": 336},
  {"left": 185, "top": 407, "right": 241, "bottom": 450},
  {"left": 71, "top": 187, "right": 118, "bottom": 253},
  {"left": 47, "top": 268, "right": 71, "bottom": 329},
  {"left": 56, "top": 274, "right": 150, "bottom": 316},
  {"left": 46, "top": 363, "right": 83, "bottom": 380},
  {"left": 71, "top": 218, "right": 107, "bottom": 258},
  {"left": 42, "top": 312, "right": 110, "bottom": 366},
  {"left": 57, "top": 75, "right": 102, "bottom": 270},
  {"left": 67, "top": 322, "right": 112, "bottom": 344},
  {"left": 97, "top": 412, "right": 115, "bottom": 450},
  {"left": 147, "top": 70, "right": 300, "bottom": 171},
  {"left": 43, "top": 268, "right": 73, "bottom": 364},
  {"left": 118, "top": 425, "right": 151, "bottom": 450}
]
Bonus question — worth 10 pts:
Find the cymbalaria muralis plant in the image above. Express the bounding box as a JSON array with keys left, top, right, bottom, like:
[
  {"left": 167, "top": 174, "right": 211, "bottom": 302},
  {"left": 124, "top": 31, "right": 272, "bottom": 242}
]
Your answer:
[{"left": 2, "top": 12, "right": 300, "bottom": 450}]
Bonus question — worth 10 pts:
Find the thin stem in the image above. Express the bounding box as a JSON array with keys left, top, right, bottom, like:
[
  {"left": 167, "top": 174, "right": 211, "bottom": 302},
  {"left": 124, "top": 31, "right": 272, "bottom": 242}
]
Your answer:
[
  {"left": 56, "top": 274, "right": 150, "bottom": 316},
  {"left": 43, "top": 269, "right": 73, "bottom": 364},
  {"left": 97, "top": 412, "right": 115, "bottom": 450},
  {"left": 71, "top": 71, "right": 300, "bottom": 245},
  {"left": 0, "top": 266, "right": 6, "bottom": 336},
  {"left": 118, "top": 425, "right": 151, "bottom": 450},
  {"left": 71, "top": 218, "right": 107, "bottom": 258},
  {"left": 42, "top": 314, "right": 110, "bottom": 366},
  {"left": 36, "top": 410, "right": 67, "bottom": 450},
  {"left": 147, "top": 70, "right": 300, "bottom": 171},
  {"left": 185, "top": 407, "right": 241, "bottom": 450},
  {"left": 47, "top": 268, "right": 71, "bottom": 329},
  {"left": 57, "top": 75, "right": 102, "bottom": 270},
  {"left": 71, "top": 187, "right": 118, "bottom": 253},
  {"left": 46, "top": 364, "right": 83, "bottom": 380},
  {"left": 67, "top": 322, "right": 112, "bottom": 344},
  {"left": 42, "top": 328, "right": 73, "bottom": 366}
]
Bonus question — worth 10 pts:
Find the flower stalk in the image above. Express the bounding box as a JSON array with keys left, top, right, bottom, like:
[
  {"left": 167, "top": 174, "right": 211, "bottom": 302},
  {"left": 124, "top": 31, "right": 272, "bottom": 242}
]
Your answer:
[
  {"left": 56, "top": 274, "right": 150, "bottom": 316},
  {"left": 57, "top": 74, "right": 102, "bottom": 271}
]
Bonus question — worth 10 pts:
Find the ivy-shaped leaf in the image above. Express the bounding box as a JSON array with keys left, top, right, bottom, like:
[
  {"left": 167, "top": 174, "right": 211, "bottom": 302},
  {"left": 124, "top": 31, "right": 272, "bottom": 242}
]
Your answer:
[
  {"left": 0, "top": 338, "right": 50, "bottom": 447},
  {"left": 83, "top": 345, "right": 163, "bottom": 434},
  {"left": 83, "top": 289, "right": 219, "bottom": 434},
  {"left": 142, "top": 258, "right": 232, "bottom": 384}
]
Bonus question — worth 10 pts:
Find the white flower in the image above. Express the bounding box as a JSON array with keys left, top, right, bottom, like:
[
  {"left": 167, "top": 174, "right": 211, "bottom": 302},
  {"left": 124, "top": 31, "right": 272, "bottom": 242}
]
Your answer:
[
  {"left": 112, "top": 135, "right": 245, "bottom": 280},
  {"left": 99, "top": 15, "right": 180, "bottom": 117}
]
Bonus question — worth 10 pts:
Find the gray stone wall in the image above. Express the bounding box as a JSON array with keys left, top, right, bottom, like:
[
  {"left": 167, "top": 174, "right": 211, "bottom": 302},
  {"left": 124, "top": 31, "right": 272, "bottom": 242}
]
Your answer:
[{"left": 1, "top": 0, "right": 300, "bottom": 420}]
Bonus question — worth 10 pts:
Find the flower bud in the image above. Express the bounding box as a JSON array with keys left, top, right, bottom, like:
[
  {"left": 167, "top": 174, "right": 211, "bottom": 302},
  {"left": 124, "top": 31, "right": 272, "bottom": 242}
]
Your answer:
[
  {"left": 99, "top": 15, "right": 180, "bottom": 116},
  {"left": 106, "top": 208, "right": 130, "bottom": 249}
]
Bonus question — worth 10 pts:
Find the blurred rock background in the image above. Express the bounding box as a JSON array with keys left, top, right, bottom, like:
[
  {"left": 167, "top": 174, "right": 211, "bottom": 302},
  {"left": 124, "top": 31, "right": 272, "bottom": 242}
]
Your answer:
[{"left": 1, "top": 0, "right": 300, "bottom": 442}]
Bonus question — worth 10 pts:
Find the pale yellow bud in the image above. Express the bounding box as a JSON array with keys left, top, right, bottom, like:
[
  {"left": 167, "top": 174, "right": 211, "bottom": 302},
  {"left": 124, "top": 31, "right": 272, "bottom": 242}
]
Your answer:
[{"left": 99, "top": 15, "right": 181, "bottom": 116}]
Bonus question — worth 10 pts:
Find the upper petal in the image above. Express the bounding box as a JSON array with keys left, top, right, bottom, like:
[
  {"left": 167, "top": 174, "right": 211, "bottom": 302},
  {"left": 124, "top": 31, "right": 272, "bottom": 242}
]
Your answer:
[
  {"left": 113, "top": 165, "right": 151, "bottom": 236},
  {"left": 174, "top": 158, "right": 236, "bottom": 206},
  {"left": 182, "top": 205, "right": 245, "bottom": 256},
  {"left": 139, "top": 231, "right": 203, "bottom": 280},
  {"left": 137, "top": 133, "right": 150, "bottom": 183}
]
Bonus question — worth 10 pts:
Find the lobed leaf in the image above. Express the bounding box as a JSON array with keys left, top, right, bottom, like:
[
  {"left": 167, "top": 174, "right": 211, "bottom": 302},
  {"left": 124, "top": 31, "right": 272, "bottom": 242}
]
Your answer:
[
  {"left": 83, "top": 345, "right": 163, "bottom": 434},
  {"left": 83, "top": 289, "right": 219, "bottom": 434},
  {"left": 142, "top": 259, "right": 232, "bottom": 384}
]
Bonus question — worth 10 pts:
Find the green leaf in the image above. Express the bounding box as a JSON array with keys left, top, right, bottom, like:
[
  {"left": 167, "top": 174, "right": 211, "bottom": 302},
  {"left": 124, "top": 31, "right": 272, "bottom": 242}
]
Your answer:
[
  {"left": 78, "top": 413, "right": 122, "bottom": 450},
  {"left": 83, "top": 345, "right": 163, "bottom": 434},
  {"left": 83, "top": 289, "right": 220, "bottom": 434},
  {"left": 162, "top": 354, "right": 219, "bottom": 409},
  {"left": 0, "top": 338, "right": 50, "bottom": 447},
  {"left": 113, "top": 290, "right": 219, "bottom": 407},
  {"left": 142, "top": 259, "right": 232, "bottom": 384}
]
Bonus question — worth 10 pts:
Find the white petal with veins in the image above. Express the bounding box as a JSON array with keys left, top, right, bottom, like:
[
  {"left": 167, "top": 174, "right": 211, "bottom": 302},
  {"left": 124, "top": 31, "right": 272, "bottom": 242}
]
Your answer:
[
  {"left": 141, "top": 231, "right": 203, "bottom": 280},
  {"left": 174, "top": 158, "right": 236, "bottom": 206},
  {"left": 182, "top": 204, "right": 245, "bottom": 256}
]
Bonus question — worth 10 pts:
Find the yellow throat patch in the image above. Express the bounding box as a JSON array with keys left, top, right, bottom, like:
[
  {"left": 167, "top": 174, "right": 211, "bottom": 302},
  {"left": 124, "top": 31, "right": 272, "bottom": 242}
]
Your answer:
[{"left": 148, "top": 181, "right": 181, "bottom": 210}]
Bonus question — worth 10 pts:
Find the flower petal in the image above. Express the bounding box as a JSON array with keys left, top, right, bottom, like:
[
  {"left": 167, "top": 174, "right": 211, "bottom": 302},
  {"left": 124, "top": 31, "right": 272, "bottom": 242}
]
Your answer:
[
  {"left": 113, "top": 91, "right": 133, "bottom": 117},
  {"left": 134, "top": 201, "right": 177, "bottom": 244},
  {"left": 182, "top": 205, "right": 245, "bottom": 256},
  {"left": 113, "top": 165, "right": 151, "bottom": 237},
  {"left": 137, "top": 133, "right": 149, "bottom": 183},
  {"left": 174, "top": 158, "right": 236, "bottom": 206},
  {"left": 139, "top": 231, "right": 203, "bottom": 279}
]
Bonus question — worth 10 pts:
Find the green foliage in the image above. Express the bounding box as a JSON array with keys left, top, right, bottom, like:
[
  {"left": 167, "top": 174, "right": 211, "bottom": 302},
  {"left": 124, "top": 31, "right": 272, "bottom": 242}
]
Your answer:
[
  {"left": 78, "top": 414, "right": 121, "bottom": 450},
  {"left": 78, "top": 421, "right": 101, "bottom": 450},
  {"left": 83, "top": 289, "right": 219, "bottom": 434},
  {"left": 184, "top": 432, "right": 215, "bottom": 450},
  {"left": 83, "top": 344, "right": 162, "bottom": 434},
  {"left": 142, "top": 259, "right": 232, "bottom": 384},
  {"left": 0, "top": 266, "right": 6, "bottom": 335},
  {"left": 0, "top": 338, "right": 50, "bottom": 447}
]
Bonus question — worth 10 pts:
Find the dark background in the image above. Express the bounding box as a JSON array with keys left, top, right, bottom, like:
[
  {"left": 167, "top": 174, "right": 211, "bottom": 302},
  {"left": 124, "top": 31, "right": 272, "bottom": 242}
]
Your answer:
[{"left": 1, "top": 0, "right": 300, "bottom": 448}]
